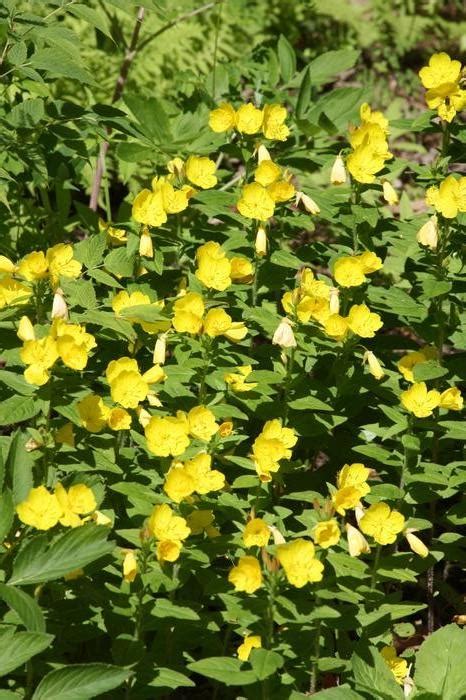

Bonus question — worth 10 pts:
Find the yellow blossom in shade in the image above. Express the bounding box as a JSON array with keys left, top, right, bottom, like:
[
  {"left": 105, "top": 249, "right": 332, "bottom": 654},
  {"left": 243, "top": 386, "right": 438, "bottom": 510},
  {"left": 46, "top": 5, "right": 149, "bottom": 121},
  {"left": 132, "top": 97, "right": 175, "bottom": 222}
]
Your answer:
[
  {"left": 254, "top": 160, "right": 281, "bottom": 186},
  {"left": 439, "top": 387, "right": 463, "bottom": 411},
  {"left": 243, "top": 518, "right": 270, "bottom": 548},
  {"left": 78, "top": 394, "right": 109, "bottom": 433},
  {"left": 54, "top": 422, "right": 75, "bottom": 447},
  {"left": 16, "top": 486, "right": 62, "bottom": 530},
  {"left": 337, "top": 463, "right": 371, "bottom": 497},
  {"left": 107, "top": 407, "right": 132, "bottom": 431},
  {"left": 0, "top": 277, "right": 32, "bottom": 309},
  {"left": 147, "top": 503, "right": 191, "bottom": 542},
  {"left": 235, "top": 103, "right": 263, "bottom": 134},
  {"left": 425, "top": 175, "right": 466, "bottom": 219},
  {"left": 237, "top": 635, "right": 261, "bottom": 661},
  {"left": 417, "top": 215, "right": 438, "bottom": 249},
  {"left": 405, "top": 530, "right": 429, "bottom": 558},
  {"left": 382, "top": 180, "right": 398, "bottom": 205},
  {"left": 334, "top": 257, "right": 366, "bottom": 287},
  {"left": 172, "top": 292, "right": 205, "bottom": 334},
  {"left": 364, "top": 351, "right": 385, "bottom": 380},
  {"left": 112, "top": 291, "right": 169, "bottom": 334},
  {"left": 186, "top": 509, "right": 219, "bottom": 537},
  {"left": 323, "top": 314, "right": 349, "bottom": 342},
  {"left": 380, "top": 646, "right": 408, "bottom": 685},
  {"left": 145, "top": 416, "right": 190, "bottom": 457},
  {"left": 332, "top": 486, "right": 363, "bottom": 515},
  {"left": 187, "top": 406, "right": 218, "bottom": 441},
  {"left": 17, "top": 251, "right": 48, "bottom": 281},
  {"left": 359, "top": 502, "right": 405, "bottom": 545},
  {"left": 397, "top": 347, "right": 437, "bottom": 383},
  {"left": 224, "top": 365, "right": 257, "bottom": 392},
  {"left": 0, "top": 255, "right": 15, "bottom": 274},
  {"left": 209, "top": 102, "right": 236, "bottom": 132},
  {"left": 219, "top": 420, "right": 233, "bottom": 437},
  {"left": 237, "top": 183, "right": 275, "bottom": 221},
  {"left": 401, "top": 382, "right": 441, "bottom": 418},
  {"left": 17, "top": 316, "right": 35, "bottom": 342},
  {"left": 230, "top": 257, "right": 254, "bottom": 283},
  {"left": 20, "top": 336, "right": 59, "bottom": 386},
  {"left": 164, "top": 465, "right": 196, "bottom": 503},
  {"left": 347, "top": 304, "right": 382, "bottom": 338},
  {"left": 262, "top": 103, "right": 289, "bottom": 141},
  {"left": 228, "top": 555, "right": 262, "bottom": 593},
  {"left": 345, "top": 523, "right": 371, "bottom": 556},
  {"left": 185, "top": 155, "right": 217, "bottom": 189},
  {"left": 156, "top": 539, "right": 182, "bottom": 562},
  {"left": 277, "top": 539, "right": 324, "bottom": 587},
  {"left": 418, "top": 52, "right": 462, "bottom": 89},
  {"left": 107, "top": 225, "right": 128, "bottom": 247},
  {"left": 195, "top": 241, "right": 232, "bottom": 291},
  {"left": 267, "top": 179, "right": 295, "bottom": 203},
  {"left": 330, "top": 155, "right": 347, "bottom": 184},
  {"left": 123, "top": 550, "right": 138, "bottom": 582},
  {"left": 55, "top": 483, "right": 96, "bottom": 528},
  {"left": 46, "top": 243, "right": 82, "bottom": 288},
  {"left": 132, "top": 188, "right": 167, "bottom": 227},
  {"left": 313, "top": 520, "right": 340, "bottom": 549}
]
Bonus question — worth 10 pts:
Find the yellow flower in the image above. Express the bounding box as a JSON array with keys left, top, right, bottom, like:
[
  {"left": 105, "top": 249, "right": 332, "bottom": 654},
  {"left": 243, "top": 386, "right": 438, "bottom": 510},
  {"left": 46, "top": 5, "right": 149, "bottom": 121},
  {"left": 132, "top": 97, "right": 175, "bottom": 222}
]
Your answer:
[
  {"left": 20, "top": 336, "right": 59, "bottom": 386},
  {"left": 237, "top": 183, "right": 275, "bottom": 221},
  {"left": 195, "top": 241, "right": 232, "bottom": 291},
  {"left": 337, "top": 462, "right": 371, "bottom": 496},
  {"left": 78, "top": 394, "right": 109, "bottom": 432},
  {"left": 209, "top": 102, "right": 236, "bottom": 132},
  {"left": 185, "top": 155, "right": 217, "bottom": 189},
  {"left": 46, "top": 243, "right": 82, "bottom": 289},
  {"left": 330, "top": 155, "right": 347, "bottom": 185},
  {"left": 345, "top": 523, "right": 370, "bottom": 557},
  {"left": 112, "top": 291, "right": 169, "bottom": 334},
  {"left": 122, "top": 550, "right": 138, "bottom": 582},
  {"left": 425, "top": 175, "right": 466, "bottom": 219},
  {"left": 425, "top": 82, "right": 466, "bottom": 122},
  {"left": 347, "top": 304, "right": 383, "bottom": 338},
  {"left": 132, "top": 188, "right": 167, "bottom": 227},
  {"left": 230, "top": 257, "right": 253, "bottom": 283},
  {"left": 417, "top": 215, "right": 438, "bottom": 250},
  {"left": 235, "top": 103, "right": 263, "bottom": 134},
  {"left": 164, "top": 465, "right": 196, "bottom": 503},
  {"left": 360, "top": 102, "right": 390, "bottom": 133},
  {"left": 0, "top": 255, "right": 16, "bottom": 274},
  {"left": 332, "top": 486, "right": 362, "bottom": 515},
  {"left": 262, "top": 104, "right": 289, "bottom": 141},
  {"left": 251, "top": 419, "right": 297, "bottom": 482},
  {"left": 382, "top": 180, "right": 398, "bottom": 205},
  {"left": 202, "top": 308, "right": 247, "bottom": 341},
  {"left": 359, "top": 502, "right": 405, "bottom": 545},
  {"left": 187, "top": 406, "right": 218, "bottom": 441},
  {"left": 401, "top": 382, "right": 441, "bottom": 418},
  {"left": 255, "top": 225, "right": 268, "bottom": 257},
  {"left": 276, "top": 539, "right": 324, "bottom": 587},
  {"left": 224, "top": 365, "right": 257, "bottom": 392},
  {"left": 358, "top": 251, "right": 383, "bottom": 274},
  {"left": 147, "top": 503, "right": 190, "bottom": 541},
  {"left": 55, "top": 483, "right": 96, "bottom": 528},
  {"left": 439, "top": 387, "right": 463, "bottom": 411},
  {"left": 109, "top": 370, "right": 148, "bottom": 409},
  {"left": 186, "top": 509, "right": 218, "bottom": 537},
  {"left": 334, "top": 257, "right": 366, "bottom": 287},
  {"left": 52, "top": 319, "right": 96, "bottom": 371},
  {"left": 380, "top": 646, "right": 408, "bottom": 685},
  {"left": 16, "top": 486, "right": 62, "bottom": 530},
  {"left": 405, "top": 530, "right": 429, "bottom": 558},
  {"left": 157, "top": 180, "right": 189, "bottom": 214},
  {"left": 418, "top": 52, "right": 462, "bottom": 89},
  {"left": 397, "top": 347, "right": 437, "bottom": 383},
  {"left": 243, "top": 518, "right": 270, "bottom": 548},
  {"left": 364, "top": 351, "right": 385, "bottom": 380},
  {"left": 237, "top": 635, "right": 261, "bottom": 662},
  {"left": 267, "top": 179, "right": 295, "bottom": 203},
  {"left": 184, "top": 452, "right": 225, "bottom": 494},
  {"left": 17, "top": 316, "right": 35, "bottom": 342},
  {"left": 254, "top": 160, "right": 281, "bottom": 186},
  {"left": 156, "top": 539, "right": 183, "bottom": 562},
  {"left": 17, "top": 251, "right": 48, "bottom": 281},
  {"left": 228, "top": 555, "right": 262, "bottom": 593},
  {"left": 54, "top": 422, "right": 75, "bottom": 447},
  {"left": 218, "top": 420, "right": 233, "bottom": 437},
  {"left": 0, "top": 277, "right": 32, "bottom": 309},
  {"left": 313, "top": 520, "right": 340, "bottom": 549},
  {"left": 272, "top": 317, "right": 297, "bottom": 347},
  {"left": 107, "top": 407, "right": 132, "bottom": 430},
  {"left": 323, "top": 314, "right": 348, "bottom": 342},
  {"left": 172, "top": 292, "right": 205, "bottom": 334},
  {"left": 145, "top": 415, "right": 190, "bottom": 457}
]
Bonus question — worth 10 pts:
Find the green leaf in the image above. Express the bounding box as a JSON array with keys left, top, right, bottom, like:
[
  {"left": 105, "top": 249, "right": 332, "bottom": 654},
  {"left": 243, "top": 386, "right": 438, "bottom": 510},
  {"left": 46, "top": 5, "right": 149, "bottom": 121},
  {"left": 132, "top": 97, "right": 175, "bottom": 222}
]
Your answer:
[
  {"left": 277, "top": 34, "right": 296, "bottom": 83},
  {"left": 31, "top": 48, "right": 94, "bottom": 84},
  {"left": 150, "top": 668, "right": 195, "bottom": 689},
  {"left": 124, "top": 95, "right": 171, "bottom": 143},
  {"left": 314, "top": 687, "right": 364, "bottom": 699},
  {"left": 186, "top": 657, "right": 257, "bottom": 686},
  {"left": 0, "top": 396, "right": 40, "bottom": 426},
  {"left": 7, "top": 98, "right": 45, "bottom": 128},
  {"left": 270, "top": 249, "right": 301, "bottom": 269},
  {"left": 0, "top": 489, "right": 14, "bottom": 542},
  {"left": 74, "top": 234, "right": 106, "bottom": 269},
  {"left": 308, "top": 49, "right": 360, "bottom": 85},
  {"left": 352, "top": 645, "right": 404, "bottom": 699},
  {"left": 0, "top": 628, "right": 53, "bottom": 676},
  {"left": 288, "top": 396, "right": 333, "bottom": 412},
  {"left": 438, "top": 421, "right": 466, "bottom": 440},
  {"left": 0, "top": 582, "right": 45, "bottom": 632},
  {"left": 413, "top": 623, "right": 466, "bottom": 699},
  {"left": 68, "top": 4, "right": 113, "bottom": 38},
  {"left": 32, "top": 663, "right": 130, "bottom": 700},
  {"left": 413, "top": 361, "right": 448, "bottom": 382},
  {"left": 104, "top": 248, "right": 135, "bottom": 277},
  {"left": 9, "top": 526, "right": 114, "bottom": 586},
  {"left": 151, "top": 599, "right": 200, "bottom": 621},
  {"left": 7, "top": 430, "right": 34, "bottom": 504},
  {"left": 249, "top": 648, "right": 284, "bottom": 680},
  {"left": 296, "top": 65, "right": 312, "bottom": 118}
]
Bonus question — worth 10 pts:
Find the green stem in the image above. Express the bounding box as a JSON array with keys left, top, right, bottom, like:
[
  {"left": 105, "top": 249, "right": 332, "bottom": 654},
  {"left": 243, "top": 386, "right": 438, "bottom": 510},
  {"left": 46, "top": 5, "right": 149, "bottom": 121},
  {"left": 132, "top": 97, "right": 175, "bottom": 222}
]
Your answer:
[
  {"left": 198, "top": 338, "right": 212, "bottom": 403},
  {"left": 282, "top": 346, "right": 296, "bottom": 425},
  {"left": 310, "top": 617, "right": 322, "bottom": 694},
  {"left": 370, "top": 544, "right": 382, "bottom": 590},
  {"left": 211, "top": 0, "right": 223, "bottom": 98}
]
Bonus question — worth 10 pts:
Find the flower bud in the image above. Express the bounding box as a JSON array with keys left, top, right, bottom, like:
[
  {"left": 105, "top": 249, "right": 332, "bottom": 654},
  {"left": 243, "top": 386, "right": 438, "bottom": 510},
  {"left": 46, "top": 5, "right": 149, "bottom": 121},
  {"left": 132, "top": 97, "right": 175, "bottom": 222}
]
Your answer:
[
  {"left": 219, "top": 420, "right": 233, "bottom": 437},
  {"left": 296, "top": 191, "right": 320, "bottom": 215},
  {"left": 17, "top": 316, "right": 35, "bottom": 342},
  {"left": 167, "top": 157, "right": 185, "bottom": 177},
  {"left": 416, "top": 215, "right": 438, "bottom": 250},
  {"left": 268, "top": 525, "right": 286, "bottom": 545},
  {"left": 272, "top": 317, "right": 297, "bottom": 348},
  {"left": 330, "top": 155, "right": 347, "bottom": 185},
  {"left": 364, "top": 350, "right": 385, "bottom": 380},
  {"left": 122, "top": 550, "right": 138, "bottom": 583},
  {"left": 354, "top": 505, "right": 365, "bottom": 525},
  {"left": 51, "top": 287, "right": 68, "bottom": 320},
  {"left": 329, "top": 287, "right": 340, "bottom": 315},
  {"left": 153, "top": 333, "right": 167, "bottom": 365},
  {"left": 405, "top": 530, "right": 429, "bottom": 558},
  {"left": 255, "top": 226, "right": 268, "bottom": 257},
  {"left": 139, "top": 227, "right": 154, "bottom": 258},
  {"left": 345, "top": 523, "right": 370, "bottom": 557},
  {"left": 136, "top": 407, "right": 151, "bottom": 427},
  {"left": 147, "top": 392, "right": 162, "bottom": 407},
  {"left": 256, "top": 144, "right": 271, "bottom": 163},
  {"left": 382, "top": 180, "right": 398, "bottom": 205}
]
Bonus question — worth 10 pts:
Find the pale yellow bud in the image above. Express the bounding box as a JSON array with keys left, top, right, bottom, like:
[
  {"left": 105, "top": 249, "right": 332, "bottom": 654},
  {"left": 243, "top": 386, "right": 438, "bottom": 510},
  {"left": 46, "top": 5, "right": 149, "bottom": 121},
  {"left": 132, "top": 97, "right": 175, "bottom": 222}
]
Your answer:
[
  {"left": 92, "top": 510, "right": 112, "bottom": 526},
  {"left": 147, "top": 392, "right": 162, "bottom": 407},
  {"left": 136, "top": 407, "right": 151, "bottom": 427},
  {"left": 122, "top": 550, "right": 138, "bottom": 583},
  {"left": 354, "top": 505, "right": 365, "bottom": 525},
  {"left": 268, "top": 525, "right": 286, "bottom": 545},
  {"left": 17, "top": 316, "right": 35, "bottom": 342},
  {"left": 256, "top": 144, "right": 271, "bottom": 163},
  {"left": 405, "top": 531, "right": 429, "bottom": 558},
  {"left": 296, "top": 191, "right": 320, "bottom": 215},
  {"left": 139, "top": 227, "right": 154, "bottom": 258},
  {"left": 329, "top": 287, "right": 340, "bottom": 315},
  {"left": 364, "top": 350, "right": 385, "bottom": 380},
  {"left": 51, "top": 288, "right": 68, "bottom": 320},
  {"left": 416, "top": 215, "right": 438, "bottom": 250},
  {"left": 345, "top": 523, "right": 370, "bottom": 557},
  {"left": 382, "top": 180, "right": 398, "bottom": 205},
  {"left": 255, "top": 226, "right": 268, "bottom": 257},
  {"left": 330, "top": 155, "right": 347, "bottom": 185},
  {"left": 153, "top": 333, "right": 167, "bottom": 365},
  {"left": 272, "top": 317, "right": 297, "bottom": 348},
  {"left": 167, "top": 157, "right": 185, "bottom": 177}
]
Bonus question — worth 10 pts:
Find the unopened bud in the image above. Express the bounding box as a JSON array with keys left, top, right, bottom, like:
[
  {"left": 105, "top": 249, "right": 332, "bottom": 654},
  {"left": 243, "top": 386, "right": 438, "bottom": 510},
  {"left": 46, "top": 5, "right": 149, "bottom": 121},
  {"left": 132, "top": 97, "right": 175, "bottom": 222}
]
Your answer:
[
  {"left": 329, "top": 287, "right": 340, "bottom": 315},
  {"left": 364, "top": 350, "right": 385, "bottom": 380},
  {"left": 416, "top": 215, "right": 438, "bottom": 250},
  {"left": 256, "top": 144, "right": 271, "bottom": 163},
  {"left": 153, "top": 333, "right": 167, "bottom": 365},
  {"left": 268, "top": 525, "right": 286, "bottom": 545},
  {"left": 139, "top": 227, "right": 154, "bottom": 258},
  {"left": 255, "top": 226, "right": 268, "bottom": 257},
  {"left": 354, "top": 505, "right": 365, "bottom": 525},
  {"left": 382, "top": 180, "right": 398, "bottom": 205},
  {"left": 345, "top": 523, "right": 370, "bottom": 557},
  {"left": 147, "top": 392, "right": 162, "bottom": 407},
  {"left": 272, "top": 317, "right": 297, "bottom": 348},
  {"left": 330, "top": 155, "right": 347, "bottom": 185},
  {"left": 405, "top": 530, "right": 429, "bottom": 558},
  {"left": 167, "top": 157, "right": 185, "bottom": 177},
  {"left": 296, "top": 191, "right": 320, "bottom": 215},
  {"left": 136, "top": 407, "right": 151, "bottom": 427},
  {"left": 17, "top": 316, "right": 35, "bottom": 342},
  {"left": 51, "top": 288, "right": 68, "bottom": 320}
]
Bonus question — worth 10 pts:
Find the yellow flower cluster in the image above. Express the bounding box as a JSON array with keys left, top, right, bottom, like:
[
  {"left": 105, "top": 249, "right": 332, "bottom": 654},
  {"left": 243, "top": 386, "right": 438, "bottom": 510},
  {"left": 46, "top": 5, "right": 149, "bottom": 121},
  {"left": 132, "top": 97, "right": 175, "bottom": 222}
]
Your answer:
[
  {"left": 209, "top": 102, "right": 289, "bottom": 141},
  {"left": 195, "top": 241, "right": 253, "bottom": 291},
  {"left": 112, "top": 290, "right": 169, "bottom": 334},
  {"left": 78, "top": 394, "right": 132, "bottom": 432},
  {"left": 419, "top": 52, "right": 466, "bottom": 122},
  {"left": 172, "top": 292, "right": 247, "bottom": 340},
  {"left": 346, "top": 103, "right": 393, "bottom": 183},
  {"left": 401, "top": 382, "right": 463, "bottom": 418},
  {"left": 333, "top": 251, "right": 383, "bottom": 288},
  {"left": 251, "top": 419, "right": 297, "bottom": 482},
  {"left": 224, "top": 365, "right": 257, "bottom": 392},
  {"left": 16, "top": 483, "right": 96, "bottom": 530},
  {"left": 147, "top": 503, "right": 190, "bottom": 562},
  {"left": 164, "top": 453, "right": 225, "bottom": 503},
  {"left": 105, "top": 357, "right": 165, "bottom": 409},
  {"left": 144, "top": 405, "right": 219, "bottom": 457},
  {"left": 425, "top": 174, "right": 466, "bottom": 219}
]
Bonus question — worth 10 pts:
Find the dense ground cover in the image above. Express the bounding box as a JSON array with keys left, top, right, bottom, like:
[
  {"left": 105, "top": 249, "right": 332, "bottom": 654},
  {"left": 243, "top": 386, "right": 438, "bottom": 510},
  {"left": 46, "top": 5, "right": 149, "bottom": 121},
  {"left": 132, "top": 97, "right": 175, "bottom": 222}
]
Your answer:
[{"left": 0, "top": 2, "right": 465, "bottom": 698}]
